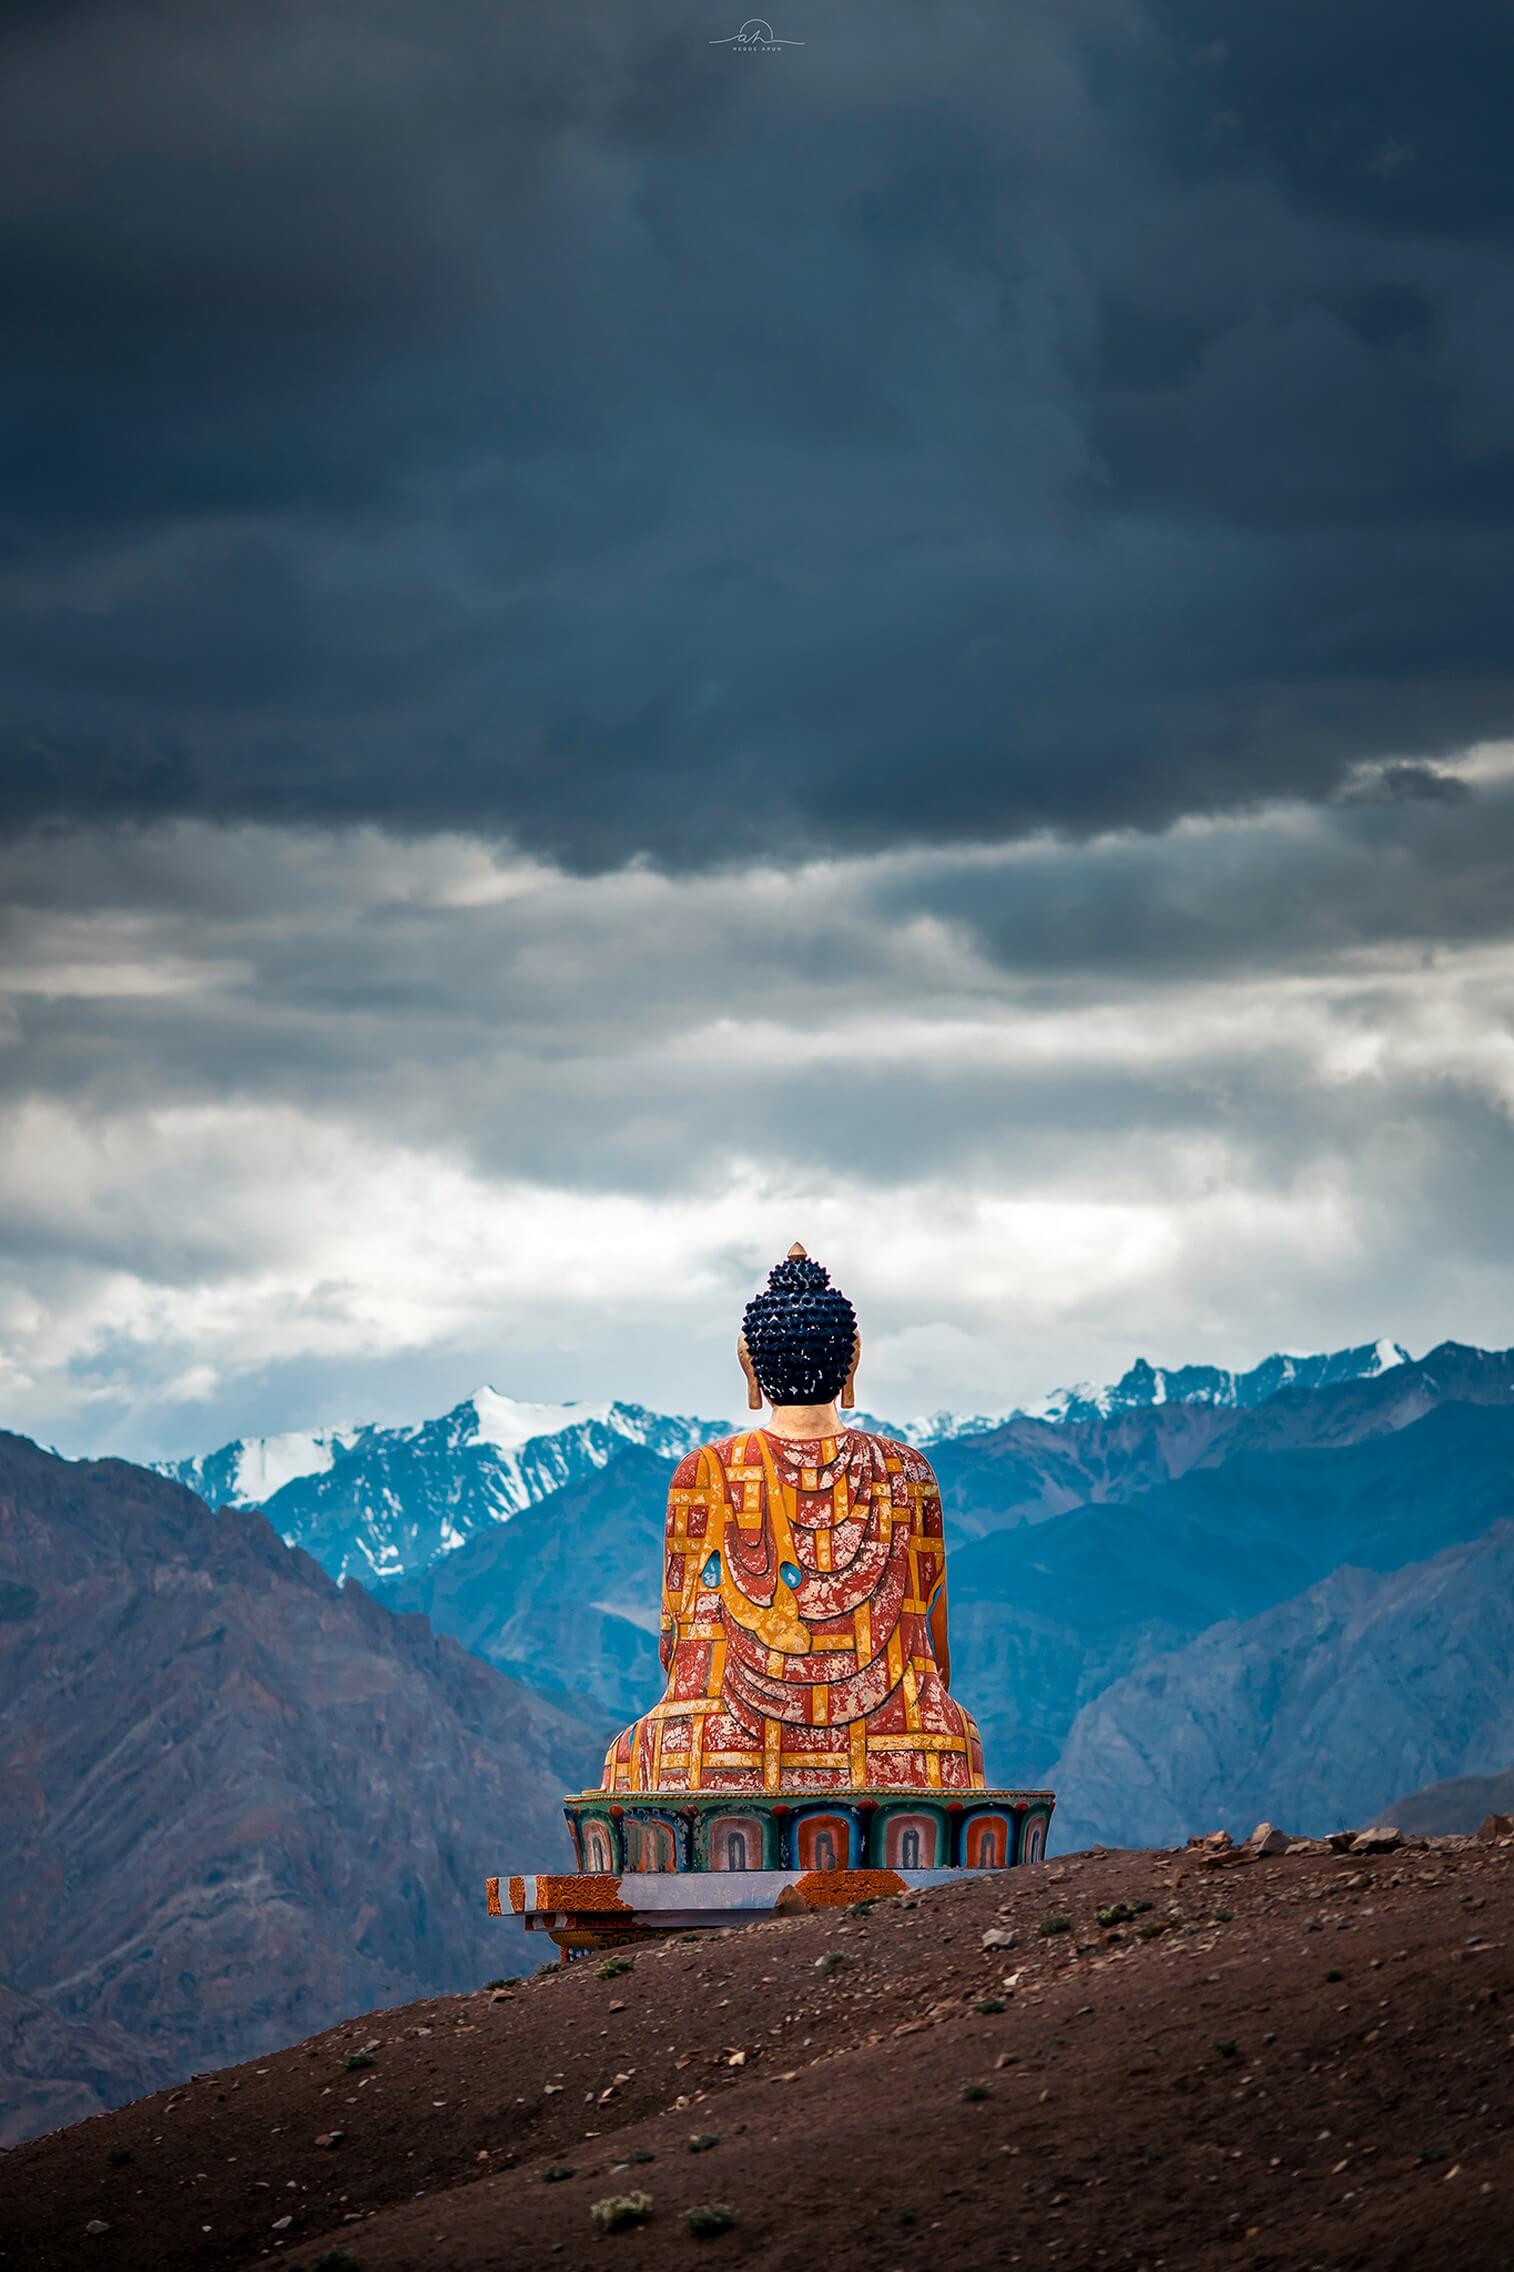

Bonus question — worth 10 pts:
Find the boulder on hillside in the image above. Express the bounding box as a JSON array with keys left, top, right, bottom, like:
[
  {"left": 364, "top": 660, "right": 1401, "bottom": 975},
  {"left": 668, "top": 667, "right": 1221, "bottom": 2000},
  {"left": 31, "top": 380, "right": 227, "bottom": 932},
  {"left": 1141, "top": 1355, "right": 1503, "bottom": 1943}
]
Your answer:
[{"left": 1350, "top": 1825, "right": 1404, "bottom": 1854}]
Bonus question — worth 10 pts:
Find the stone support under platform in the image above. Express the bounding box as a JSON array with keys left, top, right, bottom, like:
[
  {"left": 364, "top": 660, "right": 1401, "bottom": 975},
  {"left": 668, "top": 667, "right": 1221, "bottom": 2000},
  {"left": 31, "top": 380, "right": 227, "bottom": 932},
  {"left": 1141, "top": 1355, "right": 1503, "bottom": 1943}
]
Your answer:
[{"left": 493, "top": 1864, "right": 999, "bottom": 1953}]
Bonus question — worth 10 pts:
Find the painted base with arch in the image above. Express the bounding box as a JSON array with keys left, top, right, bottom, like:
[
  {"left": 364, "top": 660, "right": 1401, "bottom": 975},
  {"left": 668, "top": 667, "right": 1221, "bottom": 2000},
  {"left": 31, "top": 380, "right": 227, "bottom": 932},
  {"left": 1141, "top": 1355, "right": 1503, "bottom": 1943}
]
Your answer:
[{"left": 565, "top": 1788, "right": 1055, "bottom": 1877}]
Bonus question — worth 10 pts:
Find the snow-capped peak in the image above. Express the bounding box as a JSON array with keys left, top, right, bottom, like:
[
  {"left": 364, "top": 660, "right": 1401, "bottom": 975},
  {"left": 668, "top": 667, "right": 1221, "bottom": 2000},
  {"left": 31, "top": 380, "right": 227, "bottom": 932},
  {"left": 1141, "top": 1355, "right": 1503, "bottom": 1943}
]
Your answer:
[
  {"left": 1021, "top": 1340, "right": 1415, "bottom": 1429},
  {"left": 465, "top": 1387, "right": 618, "bottom": 1457},
  {"left": 231, "top": 1424, "right": 363, "bottom": 1502}
]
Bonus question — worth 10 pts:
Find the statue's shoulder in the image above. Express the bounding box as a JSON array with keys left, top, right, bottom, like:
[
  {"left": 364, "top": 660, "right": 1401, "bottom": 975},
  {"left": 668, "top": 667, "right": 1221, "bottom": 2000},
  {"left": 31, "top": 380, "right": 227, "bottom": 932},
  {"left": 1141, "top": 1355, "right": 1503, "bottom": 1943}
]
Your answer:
[
  {"left": 850, "top": 1427, "right": 937, "bottom": 1485},
  {"left": 669, "top": 1430, "right": 748, "bottom": 1489}
]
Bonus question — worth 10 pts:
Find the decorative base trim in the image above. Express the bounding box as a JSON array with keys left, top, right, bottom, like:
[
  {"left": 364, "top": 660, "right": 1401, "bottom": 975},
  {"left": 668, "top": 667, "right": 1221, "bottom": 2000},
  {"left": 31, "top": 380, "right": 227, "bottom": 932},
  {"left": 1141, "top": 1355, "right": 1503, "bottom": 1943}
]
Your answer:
[{"left": 563, "top": 1785, "right": 1055, "bottom": 1875}]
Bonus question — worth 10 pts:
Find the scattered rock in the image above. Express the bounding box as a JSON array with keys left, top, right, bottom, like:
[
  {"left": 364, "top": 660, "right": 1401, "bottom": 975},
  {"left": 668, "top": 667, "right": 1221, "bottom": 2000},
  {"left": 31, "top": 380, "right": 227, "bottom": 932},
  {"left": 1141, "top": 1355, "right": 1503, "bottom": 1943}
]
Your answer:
[
  {"left": 1351, "top": 1827, "right": 1404, "bottom": 1854},
  {"left": 1326, "top": 1831, "right": 1358, "bottom": 1852},
  {"left": 314, "top": 2130, "right": 345, "bottom": 2148},
  {"left": 1477, "top": 1814, "right": 1514, "bottom": 1842},
  {"left": 981, "top": 1928, "right": 1018, "bottom": 1951},
  {"left": 1247, "top": 1823, "right": 1290, "bottom": 1856},
  {"left": 85, "top": 2221, "right": 110, "bottom": 2237}
]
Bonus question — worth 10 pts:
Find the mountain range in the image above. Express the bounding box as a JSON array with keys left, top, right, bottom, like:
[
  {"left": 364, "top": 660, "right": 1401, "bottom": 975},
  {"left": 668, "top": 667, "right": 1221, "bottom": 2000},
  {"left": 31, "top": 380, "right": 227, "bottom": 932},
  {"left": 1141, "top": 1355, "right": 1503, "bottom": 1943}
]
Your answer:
[
  {"left": 9, "top": 1329, "right": 1513, "bottom": 2140},
  {"left": 153, "top": 1337, "right": 1416, "bottom": 1582},
  {"left": 159, "top": 1339, "right": 1514, "bottom": 1825},
  {"left": 157, "top": 1392, "right": 723, "bottom": 1588},
  {"left": 376, "top": 1343, "right": 1514, "bottom": 1802}
]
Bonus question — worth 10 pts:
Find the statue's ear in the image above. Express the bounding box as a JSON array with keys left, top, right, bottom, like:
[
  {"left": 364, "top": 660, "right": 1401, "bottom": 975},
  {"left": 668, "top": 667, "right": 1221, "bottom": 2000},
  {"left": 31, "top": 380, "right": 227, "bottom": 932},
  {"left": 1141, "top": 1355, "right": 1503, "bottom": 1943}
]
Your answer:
[{"left": 737, "top": 1331, "right": 763, "bottom": 1412}]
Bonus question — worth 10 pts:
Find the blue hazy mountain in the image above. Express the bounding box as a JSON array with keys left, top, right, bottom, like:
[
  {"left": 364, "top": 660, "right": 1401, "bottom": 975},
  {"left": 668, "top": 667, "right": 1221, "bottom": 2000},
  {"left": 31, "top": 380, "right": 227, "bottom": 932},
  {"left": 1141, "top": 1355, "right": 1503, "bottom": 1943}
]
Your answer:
[
  {"left": 949, "top": 1393, "right": 1514, "bottom": 1783},
  {"left": 381, "top": 1445, "right": 672, "bottom": 1724},
  {"left": 1049, "top": 1518, "right": 1514, "bottom": 1849}
]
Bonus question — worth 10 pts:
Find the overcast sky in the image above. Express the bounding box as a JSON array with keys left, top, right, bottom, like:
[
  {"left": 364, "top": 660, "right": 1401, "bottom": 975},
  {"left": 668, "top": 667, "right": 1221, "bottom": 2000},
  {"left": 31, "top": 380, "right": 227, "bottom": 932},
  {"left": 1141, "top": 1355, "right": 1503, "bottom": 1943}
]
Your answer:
[{"left": 3, "top": 0, "right": 1513, "bottom": 1460}]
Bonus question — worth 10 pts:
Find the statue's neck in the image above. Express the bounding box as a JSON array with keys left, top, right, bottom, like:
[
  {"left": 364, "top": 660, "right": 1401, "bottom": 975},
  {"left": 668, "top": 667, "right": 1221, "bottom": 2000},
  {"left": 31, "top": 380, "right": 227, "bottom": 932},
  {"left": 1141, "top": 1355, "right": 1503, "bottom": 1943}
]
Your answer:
[{"left": 762, "top": 1400, "right": 845, "bottom": 1441}]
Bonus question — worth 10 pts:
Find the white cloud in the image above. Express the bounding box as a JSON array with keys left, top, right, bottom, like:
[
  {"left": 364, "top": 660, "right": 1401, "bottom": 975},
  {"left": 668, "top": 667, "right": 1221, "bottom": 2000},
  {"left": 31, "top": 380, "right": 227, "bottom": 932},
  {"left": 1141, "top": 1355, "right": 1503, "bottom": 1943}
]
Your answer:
[{"left": 2, "top": 776, "right": 1513, "bottom": 1458}]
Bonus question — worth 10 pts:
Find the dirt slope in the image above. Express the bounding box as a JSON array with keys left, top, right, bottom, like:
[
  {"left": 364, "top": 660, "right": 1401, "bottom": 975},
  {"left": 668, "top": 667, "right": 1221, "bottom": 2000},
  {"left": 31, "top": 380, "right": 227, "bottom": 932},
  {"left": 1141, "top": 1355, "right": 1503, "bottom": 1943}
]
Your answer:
[{"left": 1, "top": 1840, "right": 1510, "bottom": 2272}]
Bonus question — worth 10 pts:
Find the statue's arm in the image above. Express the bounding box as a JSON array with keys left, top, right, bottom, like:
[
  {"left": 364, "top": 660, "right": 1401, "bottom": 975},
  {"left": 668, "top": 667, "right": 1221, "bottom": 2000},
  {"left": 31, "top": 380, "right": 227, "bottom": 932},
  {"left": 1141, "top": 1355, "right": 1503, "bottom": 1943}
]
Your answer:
[
  {"left": 914, "top": 1452, "right": 953, "bottom": 1690},
  {"left": 659, "top": 1446, "right": 708, "bottom": 1673}
]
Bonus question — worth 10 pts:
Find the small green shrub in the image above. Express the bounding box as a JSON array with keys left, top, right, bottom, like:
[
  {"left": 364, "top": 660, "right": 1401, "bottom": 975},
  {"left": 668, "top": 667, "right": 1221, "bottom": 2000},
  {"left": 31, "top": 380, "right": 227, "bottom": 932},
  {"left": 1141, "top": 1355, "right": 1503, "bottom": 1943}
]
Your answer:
[
  {"left": 1212, "top": 2039, "right": 1239, "bottom": 2058},
  {"left": 591, "top": 2191, "right": 653, "bottom": 2232},
  {"left": 685, "top": 2204, "right": 738, "bottom": 2238},
  {"left": 1038, "top": 1915, "right": 1071, "bottom": 1937},
  {"left": 1325, "top": 1968, "right": 1344, "bottom": 1984},
  {"left": 971, "top": 1997, "right": 1006, "bottom": 2015},
  {"left": 688, "top": 2133, "right": 720, "bottom": 2153},
  {"left": 106, "top": 2148, "right": 132, "bottom": 2167},
  {"left": 543, "top": 2166, "right": 576, "bottom": 2183},
  {"left": 1418, "top": 2145, "right": 1452, "bottom": 2165},
  {"left": 1136, "top": 1921, "right": 1164, "bottom": 1940},
  {"left": 598, "top": 1955, "right": 635, "bottom": 1979},
  {"left": 483, "top": 1976, "right": 511, "bottom": 1990},
  {"left": 1095, "top": 1896, "right": 1155, "bottom": 1926},
  {"left": 814, "top": 1949, "right": 849, "bottom": 1976},
  {"left": 960, "top": 2081, "right": 991, "bottom": 2102},
  {"left": 341, "top": 2051, "right": 373, "bottom": 2071},
  {"left": 612, "top": 2149, "right": 655, "bottom": 2168},
  {"left": 1212, "top": 1909, "right": 1234, "bottom": 1924}
]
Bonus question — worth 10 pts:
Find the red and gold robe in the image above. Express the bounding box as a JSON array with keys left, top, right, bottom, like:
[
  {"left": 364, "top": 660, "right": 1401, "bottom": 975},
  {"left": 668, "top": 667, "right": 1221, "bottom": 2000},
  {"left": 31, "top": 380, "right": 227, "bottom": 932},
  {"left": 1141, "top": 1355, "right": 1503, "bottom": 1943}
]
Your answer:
[{"left": 599, "top": 1426, "right": 985, "bottom": 1796}]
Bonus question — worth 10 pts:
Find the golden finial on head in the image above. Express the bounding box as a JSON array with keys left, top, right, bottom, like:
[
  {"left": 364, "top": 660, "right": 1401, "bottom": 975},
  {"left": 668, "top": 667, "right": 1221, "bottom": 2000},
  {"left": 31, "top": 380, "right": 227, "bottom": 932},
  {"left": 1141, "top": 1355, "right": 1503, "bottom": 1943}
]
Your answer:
[{"left": 786, "top": 1240, "right": 808, "bottom": 1260}]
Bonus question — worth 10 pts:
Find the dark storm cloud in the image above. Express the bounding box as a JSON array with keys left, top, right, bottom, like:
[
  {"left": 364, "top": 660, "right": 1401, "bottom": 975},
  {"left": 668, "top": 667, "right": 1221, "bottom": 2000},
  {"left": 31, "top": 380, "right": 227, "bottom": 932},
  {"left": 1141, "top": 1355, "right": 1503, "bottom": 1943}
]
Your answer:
[
  {"left": 2, "top": 0, "right": 1513, "bottom": 866},
  {"left": 4, "top": 764, "right": 1513, "bottom": 1203}
]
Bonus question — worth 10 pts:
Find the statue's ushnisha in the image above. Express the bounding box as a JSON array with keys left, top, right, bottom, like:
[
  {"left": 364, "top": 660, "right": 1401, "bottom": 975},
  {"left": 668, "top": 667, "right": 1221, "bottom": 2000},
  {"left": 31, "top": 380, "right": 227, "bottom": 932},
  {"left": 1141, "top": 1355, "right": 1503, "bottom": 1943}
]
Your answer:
[
  {"left": 495, "top": 1246, "right": 1054, "bottom": 1951},
  {"left": 601, "top": 1244, "right": 986, "bottom": 1798}
]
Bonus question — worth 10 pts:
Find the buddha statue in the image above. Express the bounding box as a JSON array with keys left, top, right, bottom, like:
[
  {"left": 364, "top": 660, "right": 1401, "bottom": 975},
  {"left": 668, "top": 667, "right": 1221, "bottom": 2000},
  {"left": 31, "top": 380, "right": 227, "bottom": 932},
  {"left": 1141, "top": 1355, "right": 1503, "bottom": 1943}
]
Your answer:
[{"left": 599, "top": 1244, "right": 987, "bottom": 1798}]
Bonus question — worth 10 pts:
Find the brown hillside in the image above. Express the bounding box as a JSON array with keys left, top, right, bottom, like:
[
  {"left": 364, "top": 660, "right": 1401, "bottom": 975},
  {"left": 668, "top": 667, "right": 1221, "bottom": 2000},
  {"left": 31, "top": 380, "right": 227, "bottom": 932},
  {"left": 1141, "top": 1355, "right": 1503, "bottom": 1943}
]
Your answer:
[
  {"left": 0, "top": 1433, "right": 606, "bottom": 2144},
  {"left": 1377, "top": 1766, "right": 1514, "bottom": 1837},
  {"left": 1, "top": 1838, "right": 1509, "bottom": 2271}
]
